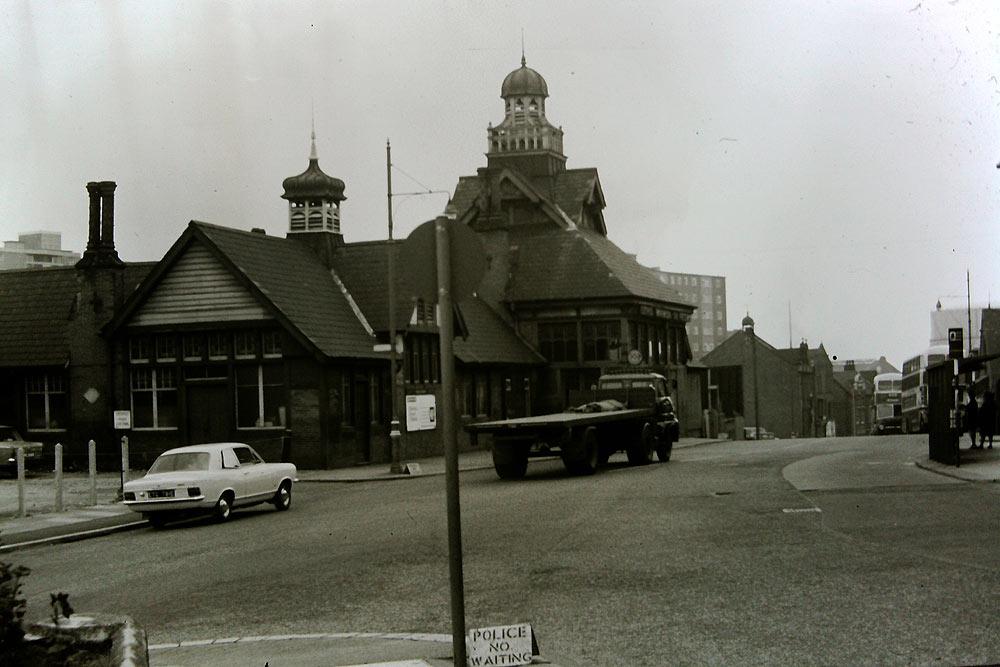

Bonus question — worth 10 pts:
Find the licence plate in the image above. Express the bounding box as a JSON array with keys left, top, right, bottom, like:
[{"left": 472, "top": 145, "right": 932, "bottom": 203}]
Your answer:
[{"left": 148, "top": 489, "right": 175, "bottom": 498}]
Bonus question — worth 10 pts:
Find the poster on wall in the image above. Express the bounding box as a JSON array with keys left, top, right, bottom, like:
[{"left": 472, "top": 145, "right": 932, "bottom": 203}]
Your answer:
[{"left": 405, "top": 394, "right": 437, "bottom": 431}]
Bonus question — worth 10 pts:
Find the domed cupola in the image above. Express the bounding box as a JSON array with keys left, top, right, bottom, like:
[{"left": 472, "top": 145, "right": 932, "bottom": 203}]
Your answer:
[
  {"left": 501, "top": 56, "right": 549, "bottom": 98},
  {"left": 487, "top": 55, "right": 566, "bottom": 176},
  {"left": 281, "top": 130, "right": 346, "bottom": 236}
]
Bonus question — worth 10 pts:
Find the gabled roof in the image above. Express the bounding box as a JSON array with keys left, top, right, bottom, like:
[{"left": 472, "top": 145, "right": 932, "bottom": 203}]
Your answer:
[
  {"left": 330, "top": 240, "right": 411, "bottom": 332},
  {"left": 0, "top": 263, "right": 154, "bottom": 367},
  {"left": 448, "top": 167, "right": 604, "bottom": 233},
  {"left": 332, "top": 241, "right": 542, "bottom": 366},
  {"left": 108, "top": 222, "right": 381, "bottom": 360},
  {"left": 505, "top": 228, "right": 691, "bottom": 308},
  {"left": 453, "top": 297, "right": 544, "bottom": 365}
]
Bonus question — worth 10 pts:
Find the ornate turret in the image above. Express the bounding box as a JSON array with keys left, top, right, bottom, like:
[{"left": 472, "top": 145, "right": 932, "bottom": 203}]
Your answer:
[
  {"left": 486, "top": 55, "right": 566, "bottom": 176},
  {"left": 281, "top": 130, "right": 346, "bottom": 237}
]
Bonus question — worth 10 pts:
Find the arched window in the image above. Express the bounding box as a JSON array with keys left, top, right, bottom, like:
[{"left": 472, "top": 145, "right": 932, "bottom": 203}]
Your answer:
[
  {"left": 528, "top": 98, "right": 537, "bottom": 112},
  {"left": 308, "top": 211, "right": 323, "bottom": 230},
  {"left": 515, "top": 98, "right": 523, "bottom": 112},
  {"left": 290, "top": 211, "right": 306, "bottom": 231}
]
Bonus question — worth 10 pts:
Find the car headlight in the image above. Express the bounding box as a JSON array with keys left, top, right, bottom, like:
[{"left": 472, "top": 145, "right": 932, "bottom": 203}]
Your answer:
[{"left": 123, "top": 492, "right": 136, "bottom": 501}]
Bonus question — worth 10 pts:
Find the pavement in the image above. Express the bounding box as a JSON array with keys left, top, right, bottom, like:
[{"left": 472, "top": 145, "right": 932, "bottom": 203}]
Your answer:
[{"left": 1, "top": 437, "right": 996, "bottom": 666}]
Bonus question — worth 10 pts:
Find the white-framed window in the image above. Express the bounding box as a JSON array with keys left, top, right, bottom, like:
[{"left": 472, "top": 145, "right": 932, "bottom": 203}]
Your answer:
[
  {"left": 129, "top": 337, "right": 150, "bottom": 363},
  {"left": 262, "top": 331, "right": 282, "bottom": 358},
  {"left": 131, "top": 368, "right": 178, "bottom": 430},
  {"left": 156, "top": 335, "right": 176, "bottom": 362},
  {"left": 183, "top": 334, "right": 203, "bottom": 361},
  {"left": 208, "top": 333, "right": 229, "bottom": 360},
  {"left": 236, "top": 364, "right": 285, "bottom": 429},
  {"left": 234, "top": 331, "right": 257, "bottom": 359},
  {"left": 25, "top": 373, "right": 67, "bottom": 431}
]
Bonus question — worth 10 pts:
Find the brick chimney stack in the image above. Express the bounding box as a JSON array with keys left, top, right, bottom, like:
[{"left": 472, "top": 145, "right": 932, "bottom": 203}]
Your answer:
[{"left": 76, "top": 180, "right": 123, "bottom": 268}]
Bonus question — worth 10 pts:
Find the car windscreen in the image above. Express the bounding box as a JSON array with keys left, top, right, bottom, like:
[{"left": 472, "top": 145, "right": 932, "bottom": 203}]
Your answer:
[{"left": 148, "top": 452, "right": 211, "bottom": 474}]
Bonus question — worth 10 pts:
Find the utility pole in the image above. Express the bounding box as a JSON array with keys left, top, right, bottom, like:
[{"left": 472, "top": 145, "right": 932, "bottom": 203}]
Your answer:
[{"left": 387, "top": 140, "right": 403, "bottom": 474}]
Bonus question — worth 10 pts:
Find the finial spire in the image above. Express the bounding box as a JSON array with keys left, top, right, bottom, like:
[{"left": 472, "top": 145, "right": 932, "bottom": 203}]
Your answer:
[
  {"left": 521, "top": 29, "right": 526, "bottom": 66},
  {"left": 309, "top": 103, "right": 318, "bottom": 161}
]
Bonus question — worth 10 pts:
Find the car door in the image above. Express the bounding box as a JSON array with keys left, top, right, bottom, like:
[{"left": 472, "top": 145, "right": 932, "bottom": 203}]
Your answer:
[{"left": 233, "top": 446, "right": 269, "bottom": 499}]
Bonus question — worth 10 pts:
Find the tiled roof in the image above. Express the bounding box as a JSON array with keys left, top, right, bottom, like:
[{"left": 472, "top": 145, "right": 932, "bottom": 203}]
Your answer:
[
  {"left": 333, "top": 241, "right": 542, "bottom": 366},
  {"left": 547, "top": 168, "right": 602, "bottom": 225},
  {"left": 506, "top": 229, "right": 691, "bottom": 307},
  {"left": 0, "top": 263, "right": 155, "bottom": 367},
  {"left": 0, "top": 267, "right": 77, "bottom": 366},
  {"left": 454, "top": 296, "right": 544, "bottom": 365},
  {"left": 448, "top": 176, "right": 483, "bottom": 220},
  {"left": 330, "top": 240, "right": 411, "bottom": 332},
  {"left": 192, "top": 223, "right": 380, "bottom": 359}
]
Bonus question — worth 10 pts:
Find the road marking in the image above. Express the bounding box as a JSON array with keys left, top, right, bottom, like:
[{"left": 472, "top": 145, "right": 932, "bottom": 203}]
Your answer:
[
  {"left": 782, "top": 507, "right": 822, "bottom": 513},
  {"left": 148, "top": 632, "right": 452, "bottom": 651}
]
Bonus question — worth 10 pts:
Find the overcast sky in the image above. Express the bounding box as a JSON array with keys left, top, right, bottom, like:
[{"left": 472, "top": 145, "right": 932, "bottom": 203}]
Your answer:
[{"left": 3, "top": 0, "right": 998, "bottom": 368}]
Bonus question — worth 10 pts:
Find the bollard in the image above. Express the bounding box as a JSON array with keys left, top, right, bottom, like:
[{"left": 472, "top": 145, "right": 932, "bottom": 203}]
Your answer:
[
  {"left": 88, "top": 439, "right": 97, "bottom": 506},
  {"left": 54, "top": 443, "right": 63, "bottom": 513},
  {"left": 121, "top": 436, "right": 130, "bottom": 486},
  {"left": 16, "top": 447, "right": 25, "bottom": 518}
]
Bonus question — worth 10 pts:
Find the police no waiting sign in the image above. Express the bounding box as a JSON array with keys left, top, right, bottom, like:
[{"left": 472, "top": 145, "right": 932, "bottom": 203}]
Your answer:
[{"left": 467, "top": 623, "right": 538, "bottom": 666}]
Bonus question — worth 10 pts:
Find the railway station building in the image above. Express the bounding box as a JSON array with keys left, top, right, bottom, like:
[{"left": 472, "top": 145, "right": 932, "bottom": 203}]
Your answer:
[{"left": 0, "top": 58, "right": 705, "bottom": 469}]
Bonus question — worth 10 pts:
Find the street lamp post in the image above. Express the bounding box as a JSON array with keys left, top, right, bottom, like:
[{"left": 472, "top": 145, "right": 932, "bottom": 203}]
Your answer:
[{"left": 742, "top": 314, "right": 761, "bottom": 438}]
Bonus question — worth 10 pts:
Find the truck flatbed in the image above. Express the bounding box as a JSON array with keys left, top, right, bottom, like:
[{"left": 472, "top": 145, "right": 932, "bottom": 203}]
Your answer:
[{"left": 466, "top": 407, "right": 653, "bottom": 433}]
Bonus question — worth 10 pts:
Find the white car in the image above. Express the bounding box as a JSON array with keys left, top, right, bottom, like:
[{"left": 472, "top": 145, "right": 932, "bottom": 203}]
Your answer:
[{"left": 123, "top": 443, "right": 297, "bottom": 527}]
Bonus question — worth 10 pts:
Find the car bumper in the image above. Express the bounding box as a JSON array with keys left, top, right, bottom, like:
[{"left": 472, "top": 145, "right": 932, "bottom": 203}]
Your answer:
[{"left": 122, "top": 496, "right": 210, "bottom": 514}]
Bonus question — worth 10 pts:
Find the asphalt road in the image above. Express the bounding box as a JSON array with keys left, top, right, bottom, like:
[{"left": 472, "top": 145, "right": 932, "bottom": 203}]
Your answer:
[{"left": 10, "top": 434, "right": 999, "bottom": 666}]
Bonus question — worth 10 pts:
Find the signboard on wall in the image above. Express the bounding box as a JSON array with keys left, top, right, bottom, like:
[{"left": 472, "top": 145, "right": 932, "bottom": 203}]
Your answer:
[
  {"left": 113, "top": 410, "right": 131, "bottom": 430},
  {"left": 405, "top": 394, "right": 437, "bottom": 431}
]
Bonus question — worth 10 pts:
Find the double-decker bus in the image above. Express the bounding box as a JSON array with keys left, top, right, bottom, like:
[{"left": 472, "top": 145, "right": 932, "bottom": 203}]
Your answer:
[
  {"left": 871, "top": 372, "right": 902, "bottom": 434},
  {"left": 900, "top": 345, "right": 948, "bottom": 434}
]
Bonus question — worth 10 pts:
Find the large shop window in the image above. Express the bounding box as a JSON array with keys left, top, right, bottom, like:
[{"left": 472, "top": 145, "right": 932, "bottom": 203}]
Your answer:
[
  {"left": 25, "top": 373, "right": 68, "bottom": 431},
  {"left": 131, "top": 368, "right": 178, "bottom": 429},
  {"left": 236, "top": 364, "right": 286, "bottom": 429},
  {"left": 582, "top": 320, "right": 621, "bottom": 362},
  {"left": 538, "top": 322, "right": 578, "bottom": 363}
]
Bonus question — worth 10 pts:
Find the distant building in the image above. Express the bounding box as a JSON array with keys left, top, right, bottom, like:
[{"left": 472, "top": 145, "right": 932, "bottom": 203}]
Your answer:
[
  {"left": 702, "top": 319, "right": 847, "bottom": 439},
  {"left": 0, "top": 231, "right": 81, "bottom": 269},
  {"left": 831, "top": 357, "right": 900, "bottom": 436},
  {"left": 653, "top": 270, "right": 727, "bottom": 358}
]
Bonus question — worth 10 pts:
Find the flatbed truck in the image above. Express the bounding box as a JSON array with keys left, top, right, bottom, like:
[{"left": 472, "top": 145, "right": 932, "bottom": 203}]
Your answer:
[{"left": 466, "top": 372, "right": 679, "bottom": 479}]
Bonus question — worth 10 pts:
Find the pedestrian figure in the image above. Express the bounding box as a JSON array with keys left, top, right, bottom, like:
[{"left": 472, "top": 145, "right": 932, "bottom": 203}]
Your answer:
[
  {"left": 979, "top": 391, "right": 996, "bottom": 449},
  {"left": 965, "top": 389, "right": 979, "bottom": 449}
]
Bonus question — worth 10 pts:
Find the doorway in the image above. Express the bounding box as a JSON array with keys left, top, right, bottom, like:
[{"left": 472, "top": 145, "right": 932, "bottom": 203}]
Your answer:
[{"left": 186, "top": 383, "right": 230, "bottom": 444}]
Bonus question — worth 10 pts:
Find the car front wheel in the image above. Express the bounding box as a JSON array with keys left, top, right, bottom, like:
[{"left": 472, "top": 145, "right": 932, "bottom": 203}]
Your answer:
[
  {"left": 213, "top": 493, "right": 233, "bottom": 522},
  {"left": 272, "top": 481, "right": 292, "bottom": 511}
]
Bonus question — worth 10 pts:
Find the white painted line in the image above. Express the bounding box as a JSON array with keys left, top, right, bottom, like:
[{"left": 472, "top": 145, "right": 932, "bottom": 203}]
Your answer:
[
  {"left": 782, "top": 507, "right": 822, "bottom": 513},
  {"left": 149, "top": 631, "right": 453, "bottom": 651}
]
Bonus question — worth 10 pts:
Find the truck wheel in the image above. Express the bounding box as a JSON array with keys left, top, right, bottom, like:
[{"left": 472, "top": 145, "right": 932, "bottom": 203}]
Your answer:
[
  {"left": 493, "top": 441, "right": 528, "bottom": 480},
  {"left": 627, "top": 423, "right": 654, "bottom": 465},
  {"left": 563, "top": 427, "right": 599, "bottom": 475},
  {"left": 656, "top": 438, "right": 673, "bottom": 462}
]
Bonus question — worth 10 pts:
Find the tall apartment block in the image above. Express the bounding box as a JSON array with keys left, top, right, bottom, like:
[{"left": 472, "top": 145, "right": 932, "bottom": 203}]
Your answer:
[
  {"left": 655, "top": 270, "right": 727, "bottom": 358},
  {"left": 0, "top": 232, "right": 81, "bottom": 269}
]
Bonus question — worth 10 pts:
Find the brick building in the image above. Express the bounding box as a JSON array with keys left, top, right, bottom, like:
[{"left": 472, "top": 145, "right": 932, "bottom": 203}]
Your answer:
[
  {"left": 702, "top": 316, "right": 847, "bottom": 438},
  {"left": 0, "top": 57, "right": 706, "bottom": 468}
]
